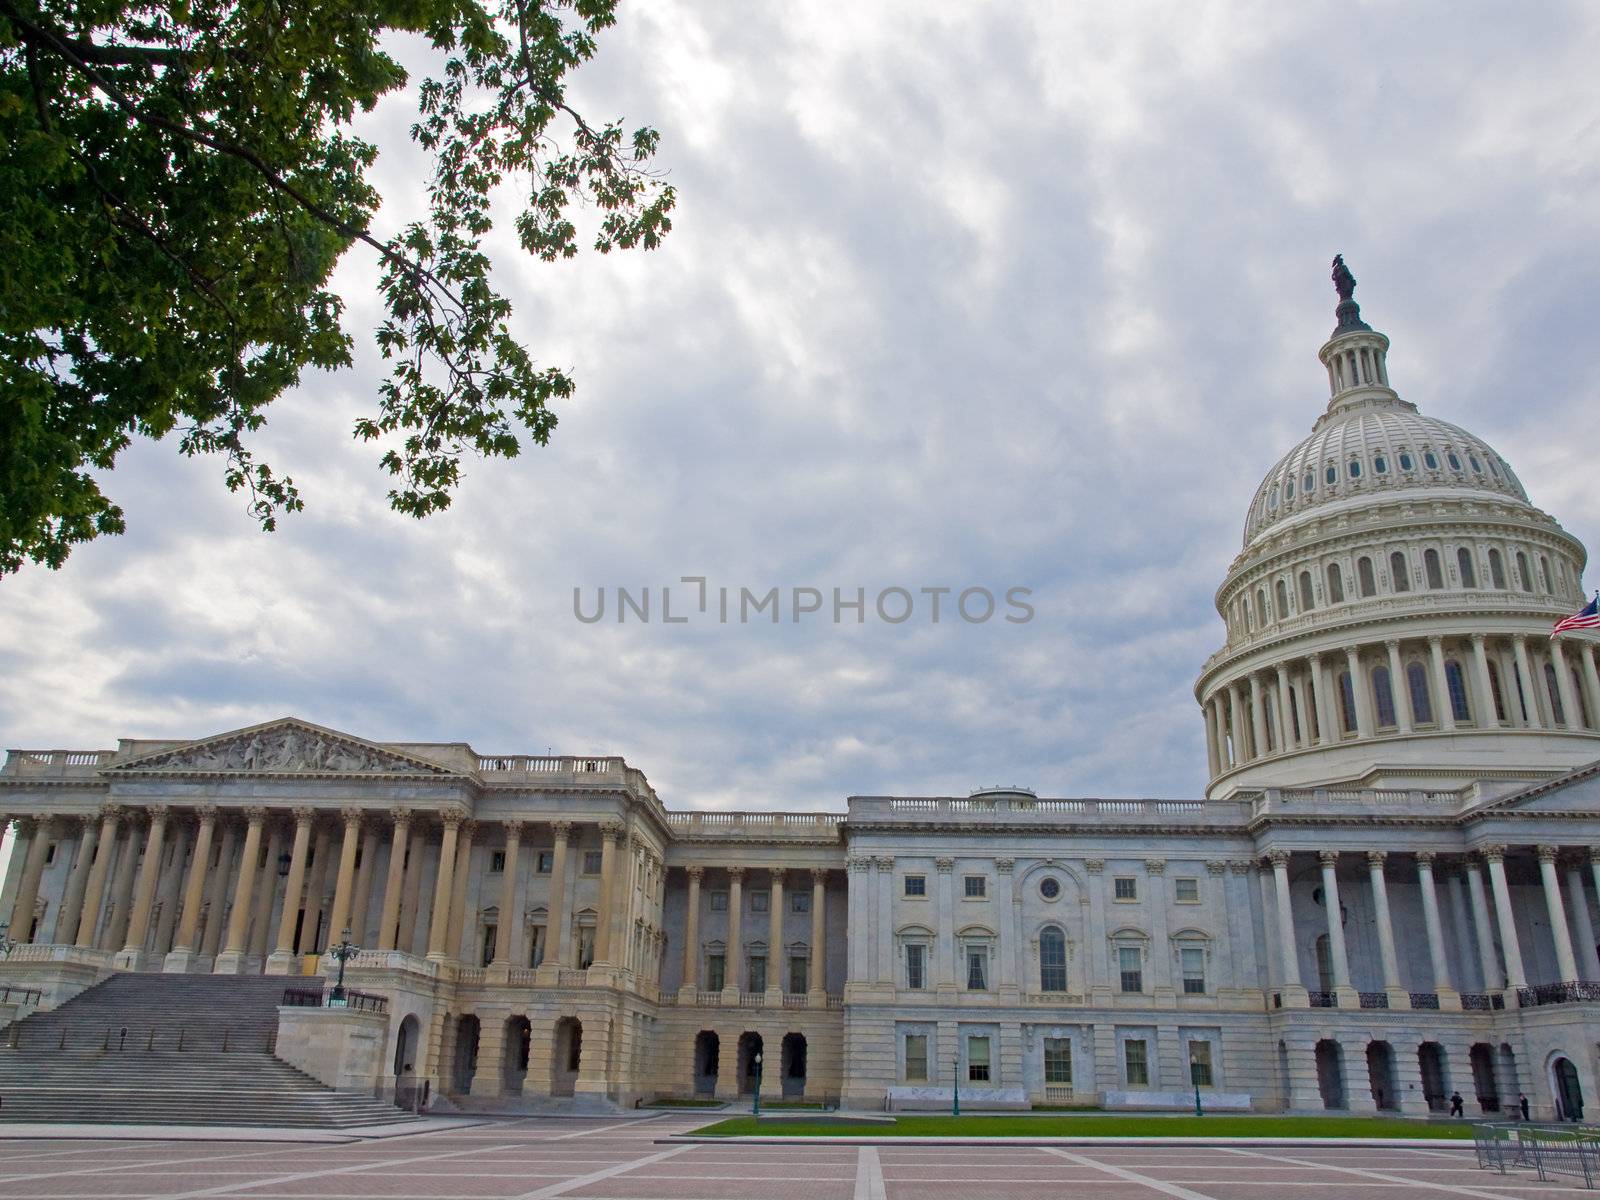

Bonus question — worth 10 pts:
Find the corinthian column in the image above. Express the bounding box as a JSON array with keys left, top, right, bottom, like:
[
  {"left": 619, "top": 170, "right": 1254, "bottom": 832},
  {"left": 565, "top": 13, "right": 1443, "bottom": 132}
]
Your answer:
[
  {"left": 325, "top": 808, "right": 364, "bottom": 950},
  {"left": 267, "top": 807, "right": 316, "bottom": 973},
  {"left": 74, "top": 806, "right": 122, "bottom": 948},
  {"left": 1318, "top": 851, "right": 1354, "bottom": 1004},
  {"left": 1482, "top": 846, "right": 1527, "bottom": 992},
  {"left": 767, "top": 869, "right": 787, "bottom": 1001},
  {"left": 213, "top": 806, "right": 267, "bottom": 974},
  {"left": 1267, "top": 850, "right": 1305, "bottom": 1002},
  {"left": 425, "top": 811, "right": 464, "bottom": 961},
  {"left": 593, "top": 822, "right": 622, "bottom": 967},
  {"left": 1537, "top": 845, "right": 1579, "bottom": 983},
  {"left": 117, "top": 806, "right": 170, "bottom": 968},
  {"left": 724, "top": 865, "right": 745, "bottom": 998},
  {"left": 679, "top": 865, "right": 703, "bottom": 998},
  {"left": 444, "top": 820, "right": 476, "bottom": 963},
  {"left": 6, "top": 817, "right": 53, "bottom": 943},
  {"left": 377, "top": 808, "right": 412, "bottom": 951},
  {"left": 1415, "top": 851, "right": 1459, "bottom": 1008},
  {"left": 809, "top": 868, "right": 827, "bottom": 1002},
  {"left": 541, "top": 821, "right": 572, "bottom": 977},
  {"left": 165, "top": 806, "right": 218, "bottom": 972},
  {"left": 491, "top": 820, "right": 523, "bottom": 968},
  {"left": 1365, "top": 851, "right": 1406, "bottom": 1006}
]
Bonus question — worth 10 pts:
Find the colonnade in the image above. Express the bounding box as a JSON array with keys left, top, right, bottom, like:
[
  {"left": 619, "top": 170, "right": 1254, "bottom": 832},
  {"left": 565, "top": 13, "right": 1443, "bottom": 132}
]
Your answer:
[
  {"left": 1204, "top": 633, "right": 1600, "bottom": 775},
  {"left": 677, "top": 865, "right": 830, "bottom": 1000}
]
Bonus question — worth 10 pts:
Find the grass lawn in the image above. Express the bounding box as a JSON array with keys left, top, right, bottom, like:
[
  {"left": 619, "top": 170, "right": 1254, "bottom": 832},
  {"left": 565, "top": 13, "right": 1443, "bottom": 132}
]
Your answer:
[{"left": 692, "top": 1114, "right": 1476, "bottom": 1139}]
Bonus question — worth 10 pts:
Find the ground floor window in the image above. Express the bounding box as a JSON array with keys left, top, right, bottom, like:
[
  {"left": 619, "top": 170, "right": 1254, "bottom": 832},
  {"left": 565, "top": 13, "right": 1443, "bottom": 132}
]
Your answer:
[
  {"left": 1124, "top": 1039, "right": 1149, "bottom": 1086},
  {"left": 1189, "top": 1040, "right": 1213, "bottom": 1087},
  {"left": 967, "top": 1035, "right": 991, "bottom": 1082},
  {"left": 1044, "top": 1038, "right": 1072, "bottom": 1084},
  {"left": 904, "top": 1034, "right": 928, "bottom": 1082}
]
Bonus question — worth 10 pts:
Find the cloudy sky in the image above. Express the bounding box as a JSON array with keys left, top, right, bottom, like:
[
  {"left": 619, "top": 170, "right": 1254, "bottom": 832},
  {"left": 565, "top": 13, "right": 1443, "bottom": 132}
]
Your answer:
[{"left": 4, "top": 0, "right": 1600, "bottom": 822}]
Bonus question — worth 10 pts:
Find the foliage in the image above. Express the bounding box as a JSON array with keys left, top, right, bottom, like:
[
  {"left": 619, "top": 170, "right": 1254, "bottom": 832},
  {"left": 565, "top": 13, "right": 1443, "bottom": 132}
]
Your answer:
[
  {"left": 692, "top": 1114, "right": 1477, "bottom": 1138},
  {"left": 0, "top": 0, "right": 673, "bottom": 572}
]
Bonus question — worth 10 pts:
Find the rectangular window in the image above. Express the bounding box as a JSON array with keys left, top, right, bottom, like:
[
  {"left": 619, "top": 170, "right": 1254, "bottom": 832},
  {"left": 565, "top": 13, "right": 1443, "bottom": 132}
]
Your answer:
[
  {"left": 1181, "top": 947, "right": 1206, "bottom": 994},
  {"left": 577, "top": 926, "right": 595, "bottom": 969},
  {"left": 1189, "top": 1040, "right": 1213, "bottom": 1087},
  {"left": 966, "top": 946, "right": 989, "bottom": 990},
  {"left": 44, "top": 842, "right": 56, "bottom": 865},
  {"left": 1044, "top": 1038, "right": 1073, "bottom": 1085},
  {"left": 489, "top": 850, "right": 506, "bottom": 873},
  {"left": 709, "top": 890, "right": 728, "bottom": 912},
  {"left": 789, "top": 956, "right": 808, "bottom": 993},
  {"left": 529, "top": 925, "right": 546, "bottom": 968},
  {"left": 792, "top": 890, "right": 811, "bottom": 912},
  {"left": 1124, "top": 1039, "right": 1149, "bottom": 1086},
  {"left": 1113, "top": 876, "right": 1138, "bottom": 901},
  {"left": 906, "top": 944, "right": 926, "bottom": 990},
  {"left": 904, "top": 875, "right": 927, "bottom": 897},
  {"left": 963, "top": 875, "right": 986, "bottom": 898},
  {"left": 1175, "top": 878, "right": 1200, "bottom": 903},
  {"left": 967, "top": 1035, "right": 991, "bottom": 1082},
  {"left": 750, "top": 891, "right": 769, "bottom": 913},
  {"left": 581, "top": 850, "right": 603, "bottom": 875},
  {"left": 480, "top": 924, "right": 497, "bottom": 968},
  {"left": 748, "top": 955, "right": 767, "bottom": 993},
  {"left": 904, "top": 1034, "right": 928, "bottom": 1082},
  {"left": 706, "top": 953, "right": 725, "bottom": 991},
  {"left": 1119, "top": 946, "right": 1143, "bottom": 994},
  {"left": 535, "top": 850, "right": 553, "bottom": 873}
]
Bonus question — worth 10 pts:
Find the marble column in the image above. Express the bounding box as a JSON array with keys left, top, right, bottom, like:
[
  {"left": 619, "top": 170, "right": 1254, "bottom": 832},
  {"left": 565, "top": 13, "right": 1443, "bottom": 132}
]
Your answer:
[
  {"left": 1203, "top": 701, "right": 1221, "bottom": 776},
  {"left": 53, "top": 816, "right": 98, "bottom": 946},
  {"left": 350, "top": 822, "right": 381, "bottom": 947},
  {"left": 1387, "top": 640, "right": 1413, "bottom": 733},
  {"left": 303, "top": 823, "right": 335, "bottom": 953},
  {"left": 936, "top": 857, "right": 957, "bottom": 991},
  {"left": 73, "top": 806, "right": 122, "bottom": 948},
  {"left": 490, "top": 819, "right": 523, "bottom": 967},
  {"left": 102, "top": 817, "right": 143, "bottom": 952},
  {"left": 1415, "top": 851, "right": 1458, "bottom": 1007},
  {"left": 724, "top": 865, "right": 745, "bottom": 996},
  {"left": 592, "top": 822, "right": 621, "bottom": 967},
  {"left": 1446, "top": 869, "right": 1481, "bottom": 992},
  {"left": 1275, "top": 664, "right": 1295, "bottom": 751},
  {"left": 325, "top": 808, "right": 364, "bottom": 950},
  {"left": 267, "top": 807, "right": 316, "bottom": 973},
  {"left": 1429, "top": 637, "right": 1457, "bottom": 730},
  {"left": 1483, "top": 846, "right": 1527, "bottom": 991},
  {"left": 1513, "top": 637, "right": 1542, "bottom": 728},
  {"left": 1345, "top": 647, "right": 1374, "bottom": 736},
  {"left": 248, "top": 823, "right": 285, "bottom": 963},
  {"left": 214, "top": 807, "right": 266, "bottom": 973},
  {"left": 1550, "top": 642, "right": 1581, "bottom": 729},
  {"left": 377, "top": 809, "right": 412, "bottom": 952},
  {"left": 1563, "top": 860, "right": 1600, "bottom": 981},
  {"left": 1249, "top": 674, "right": 1269, "bottom": 756},
  {"left": 425, "top": 811, "right": 464, "bottom": 961},
  {"left": 1268, "top": 850, "right": 1304, "bottom": 997},
  {"left": 1227, "top": 685, "right": 1247, "bottom": 762},
  {"left": 1471, "top": 635, "right": 1499, "bottom": 727},
  {"left": 1579, "top": 644, "right": 1600, "bottom": 729},
  {"left": 1465, "top": 858, "right": 1503, "bottom": 991},
  {"left": 200, "top": 822, "right": 237, "bottom": 960},
  {"left": 152, "top": 822, "right": 192, "bottom": 957},
  {"left": 1318, "top": 851, "right": 1354, "bottom": 1003},
  {"left": 165, "top": 806, "right": 218, "bottom": 971},
  {"left": 1537, "top": 845, "right": 1579, "bottom": 983},
  {"left": 6, "top": 817, "right": 52, "bottom": 942},
  {"left": 1145, "top": 858, "right": 1172, "bottom": 999},
  {"left": 395, "top": 822, "right": 429, "bottom": 954},
  {"left": 1310, "top": 654, "right": 1335, "bottom": 745},
  {"left": 680, "top": 865, "right": 703, "bottom": 995},
  {"left": 809, "top": 868, "right": 827, "bottom": 1000},
  {"left": 766, "top": 868, "right": 786, "bottom": 1000},
  {"left": 544, "top": 821, "right": 572, "bottom": 973},
  {"left": 117, "top": 806, "right": 170, "bottom": 968},
  {"left": 1366, "top": 851, "right": 1406, "bottom": 1004},
  {"left": 444, "top": 820, "right": 476, "bottom": 963}
]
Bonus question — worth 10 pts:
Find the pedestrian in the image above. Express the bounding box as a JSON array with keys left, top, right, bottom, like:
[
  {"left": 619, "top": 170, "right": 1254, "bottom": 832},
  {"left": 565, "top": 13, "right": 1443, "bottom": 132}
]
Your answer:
[
  {"left": 1449, "top": 1092, "right": 1464, "bottom": 1117},
  {"left": 1520, "top": 1093, "right": 1531, "bottom": 1121}
]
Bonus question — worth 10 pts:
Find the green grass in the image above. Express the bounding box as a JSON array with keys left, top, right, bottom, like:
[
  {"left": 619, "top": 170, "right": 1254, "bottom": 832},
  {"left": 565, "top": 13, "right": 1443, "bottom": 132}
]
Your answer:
[{"left": 692, "top": 1114, "right": 1476, "bottom": 1139}]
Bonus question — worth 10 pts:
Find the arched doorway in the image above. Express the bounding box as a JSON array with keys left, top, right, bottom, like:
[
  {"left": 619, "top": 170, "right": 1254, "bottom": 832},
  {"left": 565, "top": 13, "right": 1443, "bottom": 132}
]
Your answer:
[
  {"left": 552, "top": 1016, "right": 582, "bottom": 1097},
  {"left": 1418, "top": 1042, "right": 1448, "bottom": 1112},
  {"left": 505, "top": 1016, "right": 531, "bottom": 1095},
  {"left": 1470, "top": 1043, "right": 1500, "bottom": 1113},
  {"left": 394, "top": 1013, "right": 421, "bottom": 1081},
  {"left": 453, "top": 1015, "right": 480, "bottom": 1094},
  {"left": 1553, "top": 1056, "right": 1584, "bottom": 1121},
  {"left": 1315, "top": 1039, "right": 1345, "bottom": 1109},
  {"left": 737, "top": 1031, "right": 763, "bottom": 1096},
  {"left": 1366, "top": 1042, "right": 1398, "bottom": 1111},
  {"left": 781, "top": 1032, "right": 807, "bottom": 1098},
  {"left": 693, "top": 1031, "right": 720, "bottom": 1097}
]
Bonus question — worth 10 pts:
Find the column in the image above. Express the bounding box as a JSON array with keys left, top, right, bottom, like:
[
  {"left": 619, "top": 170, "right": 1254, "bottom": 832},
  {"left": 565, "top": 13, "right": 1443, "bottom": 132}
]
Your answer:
[
  {"left": 5, "top": 817, "right": 53, "bottom": 942},
  {"left": 425, "top": 811, "right": 464, "bottom": 961},
  {"left": 1446, "top": 869, "right": 1481, "bottom": 992},
  {"left": 1563, "top": 860, "right": 1600, "bottom": 981},
  {"left": 1366, "top": 851, "right": 1406, "bottom": 1004},
  {"left": 267, "top": 807, "right": 316, "bottom": 972},
  {"left": 1311, "top": 654, "right": 1336, "bottom": 745},
  {"left": 200, "top": 821, "right": 237, "bottom": 960},
  {"left": 1498, "top": 645, "right": 1527, "bottom": 726},
  {"left": 875, "top": 855, "right": 894, "bottom": 983},
  {"left": 1249, "top": 674, "right": 1269, "bottom": 756},
  {"left": 1550, "top": 642, "right": 1581, "bottom": 729},
  {"left": 165, "top": 805, "right": 218, "bottom": 971},
  {"left": 544, "top": 821, "right": 572, "bottom": 973},
  {"left": 679, "top": 865, "right": 702, "bottom": 996},
  {"left": 1345, "top": 647, "right": 1374, "bottom": 736},
  {"left": 1471, "top": 635, "right": 1499, "bottom": 727},
  {"left": 1482, "top": 846, "right": 1527, "bottom": 992},
  {"left": 1268, "top": 850, "right": 1304, "bottom": 997},
  {"left": 102, "top": 816, "right": 142, "bottom": 951},
  {"left": 996, "top": 857, "right": 1019, "bottom": 1000},
  {"left": 52, "top": 817, "right": 97, "bottom": 945},
  {"left": 1513, "top": 637, "right": 1542, "bottom": 728},
  {"left": 723, "top": 865, "right": 744, "bottom": 996},
  {"left": 935, "top": 856, "right": 956, "bottom": 992},
  {"left": 1428, "top": 637, "right": 1456, "bottom": 731},
  {"left": 1387, "top": 640, "right": 1413, "bottom": 733},
  {"left": 303, "top": 824, "right": 334, "bottom": 953},
  {"left": 325, "top": 808, "right": 364, "bottom": 950},
  {"left": 809, "top": 867, "right": 827, "bottom": 1000},
  {"left": 1415, "top": 851, "right": 1458, "bottom": 1007},
  {"left": 1579, "top": 643, "right": 1600, "bottom": 729},
  {"left": 766, "top": 868, "right": 786, "bottom": 1000},
  {"left": 377, "top": 809, "right": 412, "bottom": 951},
  {"left": 1275, "top": 664, "right": 1295, "bottom": 751},
  {"left": 350, "top": 821, "right": 381, "bottom": 947},
  {"left": 592, "top": 821, "right": 622, "bottom": 967},
  {"left": 1318, "top": 851, "right": 1354, "bottom": 1003},
  {"left": 152, "top": 822, "right": 190, "bottom": 957},
  {"left": 116, "top": 806, "right": 171, "bottom": 967},
  {"left": 1537, "top": 845, "right": 1579, "bottom": 983},
  {"left": 444, "top": 820, "right": 476, "bottom": 963},
  {"left": 395, "top": 822, "right": 428, "bottom": 954},
  {"left": 73, "top": 806, "right": 122, "bottom": 948},
  {"left": 490, "top": 819, "right": 523, "bottom": 967},
  {"left": 249, "top": 823, "right": 284, "bottom": 963},
  {"left": 1203, "top": 700, "right": 1222, "bottom": 776},
  {"left": 214, "top": 806, "right": 266, "bottom": 973},
  {"left": 1463, "top": 858, "right": 1502, "bottom": 991},
  {"left": 1227, "top": 683, "right": 1249, "bottom": 761}
]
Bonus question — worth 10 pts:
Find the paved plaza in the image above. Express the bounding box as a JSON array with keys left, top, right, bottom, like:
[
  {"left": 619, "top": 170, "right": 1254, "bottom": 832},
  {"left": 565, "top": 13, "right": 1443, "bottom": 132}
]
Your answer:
[{"left": 0, "top": 1115, "right": 1595, "bottom": 1200}]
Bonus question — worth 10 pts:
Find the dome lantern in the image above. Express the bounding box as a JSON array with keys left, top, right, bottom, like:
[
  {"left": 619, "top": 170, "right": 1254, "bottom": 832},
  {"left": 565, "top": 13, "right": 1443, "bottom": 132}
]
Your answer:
[{"left": 1317, "top": 255, "right": 1397, "bottom": 415}]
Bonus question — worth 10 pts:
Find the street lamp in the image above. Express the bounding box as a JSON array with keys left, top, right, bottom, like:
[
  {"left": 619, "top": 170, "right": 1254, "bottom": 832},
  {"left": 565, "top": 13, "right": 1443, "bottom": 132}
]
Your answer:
[
  {"left": 1190, "top": 1051, "right": 1204, "bottom": 1117},
  {"left": 952, "top": 1051, "right": 960, "bottom": 1117},
  {"left": 328, "top": 928, "right": 358, "bottom": 1005},
  {"left": 752, "top": 1051, "right": 763, "bottom": 1117}
]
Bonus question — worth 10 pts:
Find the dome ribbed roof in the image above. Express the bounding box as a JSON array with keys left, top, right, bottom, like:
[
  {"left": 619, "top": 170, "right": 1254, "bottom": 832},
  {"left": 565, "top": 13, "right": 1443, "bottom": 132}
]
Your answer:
[{"left": 1243, "top": 401, "right": 1529, "bottom": 547}]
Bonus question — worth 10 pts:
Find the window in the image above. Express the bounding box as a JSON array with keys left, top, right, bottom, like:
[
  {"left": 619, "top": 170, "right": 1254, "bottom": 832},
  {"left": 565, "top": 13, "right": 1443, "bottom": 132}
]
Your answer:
[
  {"left": 535, "top": 850, "right": 554, "bottom": 873},
  {"left": 1113, "top": 876, "right": 1138, "bottom": 901},
  {"left": 1348, "top": 457, "right": 1362, "bottom": 479},
  {"left": 1458, "top": 548, "right": 1477, "bottom": 588},
  {"left": 1181, "top": 947, "right": 1207, "bottom": 994},
  {"left": 1175, "top": 878, "right": 1200, "bottom": 903},
  {"left": 1469, "top": 454, "right": 1482, "bottom": 473},
  {"left": 1257, "top": 587, "right": 1268, "bottom": 621},
  {"left": 490, "top": 850, "right": 506, "bottom": 873},
  {"left": 1040, "top": 876, "right": 1061, "bottom": 900},
  {"left": 1424, "top": 548, "right": 1444, "bottom": 589},
  {"left": 748, "top": 955, "right": 767, "bottom": 993},
  {"left": 1325, "top": 464, "right": 1338, "bottom": 486},
  {"left": 1489, "top": 548, "right": 1506, "bottom": 589},
  {"left": 1286, "top": 477, "right": 1295, "bottom": 499},
  {"left": 709, "top": 890, "right": 728, "bottom": 912},
  {"left": 706, "top": 952, "right": 725, "bottom": 991},
  {"left": 904, "top": 875, "right": 927, "bottom": 897},
  {"left": 581, "top": 850, "right": 603, "bottom": 875},
  {"left": 1424, "top": 450, "right": 1439, "bottom": 470},
  {"left": 906, "top": 943, "right": 927, "bottom": 990},
  {"left": 904, "top": 1034, "right": 929, "bottom": 1082},
  {"left": 577, "top": 926, "right": 596, "bottom": 969},
  {"left": 792, "top": 890, "right": 811, "bottom": 913},
  {"left": 1044, "top": 1038, "right": 1073, "bottom": 1084},
  {"left": 1119, "top": 945, "right": 1143, "bottom": 993},
  {"left": 1298, "top": 571, "right": 1314, "bottom": 610},
  {"left": 964, "top": 875, "right": 987, "bottom": 899},
  {"left": 1516, "top": 551, "right": 1532, "bottom": 592},
  {"left": 1338, "top": 671, "right": 1358, "bottom": 733},
  {"left": 529, "top": 925, "right": 546, "bottom": 968},
  {"left": 1389, "top": 551, "right": 1410, "bottom": 592},
  {"left": 1358, "top": 556, "right": 1377, "bottom": 597},
  {"left": 1407, "top": 662, "right": 1433, "bottom": 724},
  {"left": 1124, "top": 1039, "right": 1149, "bottom": 1086},
  {"left": 1374, "top": 454, "right": 1388, "bottom": 474},
  {"left": 1315, "top": 934, "right": 1333, "bottom": 992},
  {"left": 1541, "top": 555, "right": 1553, "bottom": 593},
  {"left": 1373, "top": 665, "right": 1396, "bottom": 728},
  {"left": 1327, "top": 563, "right": 1344, "bottom": 603},
  {"left": 1446, "top": 660, "right": 1471, "bottom": 722},
  {"left": 1040, "top": 927, "right": 1068, "bottom": 992},
  {"left": 750, "top": 891, "right": 769, "bottom": 913},
  {"left": 44, "top": 842, "right": 56, "bottom": 865},
  {"left": 1447, "top": 451, "right": 1463, "bottom": 471},
  {"left": 1276, "top": 578, "right": 1290, "bottom": 617},
  {"left": 480, "top": 924, "right": 497, "bottom": 968},
  {"left": 1189, "top": 1040, "right": 1214, "bottom": 1087},
  {"left": 966, "top": 945, "right": 989, "bottom": 990},
  {"left": 1304, "top": 470, "right": 1315, "bottom": 494},
  {"left": 967, "top": 1035, "right": 991, "bottom": 1082}
]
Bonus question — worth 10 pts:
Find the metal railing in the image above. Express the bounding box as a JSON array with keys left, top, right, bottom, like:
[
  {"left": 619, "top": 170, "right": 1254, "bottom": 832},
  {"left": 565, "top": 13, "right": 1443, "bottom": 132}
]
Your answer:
[
  {"left": 1461, "top": 992, "right": 1506, "bottom": 1010},
  {"left": 0, "top": 985, "right": 43, "bottom": 1007},
  {"left": 281, "top": 986, "right": 389, "bottom": 1014},
  {"left": 1308, "top": 991, "right": 1337, "bottom": 1008},
  {"left": 1410, "top": 992, "right": 1441, "bottom": 1010},
  {"left": 1358, "top": 991, "right": 1389, "bottom": 1009},
  {"left": 1517, "top": 981, "right": 1600, "bottom": 1007},
  {"left": 1476, "top": 1122, "right": 1600, "bottom": 1187},
  {"left": 6, "top": 1022, "right": 276, "bottom": 1052}
]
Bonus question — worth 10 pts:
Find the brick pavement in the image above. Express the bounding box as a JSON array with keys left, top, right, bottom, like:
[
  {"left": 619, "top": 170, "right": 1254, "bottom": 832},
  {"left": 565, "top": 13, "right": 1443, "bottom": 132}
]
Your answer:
[{"left": 1, "top": 1115, "right": 1595, "bottom": 1200}]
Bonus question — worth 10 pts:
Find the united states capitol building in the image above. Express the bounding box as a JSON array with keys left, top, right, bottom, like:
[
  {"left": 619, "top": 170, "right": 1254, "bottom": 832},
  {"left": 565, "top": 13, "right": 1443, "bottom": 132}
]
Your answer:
[{"left": 4, "top": 266, "right": 1600, "bottom": 1121}]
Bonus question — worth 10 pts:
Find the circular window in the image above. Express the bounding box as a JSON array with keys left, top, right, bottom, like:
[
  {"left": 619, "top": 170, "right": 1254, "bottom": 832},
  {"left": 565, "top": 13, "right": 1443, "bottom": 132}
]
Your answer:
[{"left": 1040, "top": 877, "right": 1061, "bottom": 900}]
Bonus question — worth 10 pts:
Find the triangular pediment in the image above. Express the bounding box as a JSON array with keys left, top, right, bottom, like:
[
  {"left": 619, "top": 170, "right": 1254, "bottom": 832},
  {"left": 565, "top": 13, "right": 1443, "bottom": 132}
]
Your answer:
[
  {"left": 110, "top": 717, "right": 458, "bottom": 776},
  {"left": 1471, "top": 758, "right": 1600, "bottom": 817}
]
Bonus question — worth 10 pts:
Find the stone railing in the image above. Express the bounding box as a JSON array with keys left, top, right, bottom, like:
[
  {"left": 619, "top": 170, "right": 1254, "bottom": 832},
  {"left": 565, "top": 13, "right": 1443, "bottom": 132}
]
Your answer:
[
  {"left": 507, "top": 968, "right": 540, "bottom": 986},
  {"left": 0, "top": 943, "right": 113, "bottom": 967},
  {"left": 666, "top": 811, "right": 843, "bottom": 839},
  {"left": 455, "top": 966, "right": 486, "bottom": 985},
  {"left": 2, "top": 749, "right": 115, "bottom": 776},
  {"left": 1248, "top": 786, "right": 1462, "bottom": 816},
  {"left": 781, "top": 993, "right": 810, "bottom": 1008},
  {"left": 557, "top": 968, "right": 588, "bottom": 987},
  {"left": 851, "top": 796, "right": 1236, "bottom": 824},
  {"left": 473, "top": 754, "right": 667, "bottom": 816},
  {"left": 696, "top": 989, "right": 723, "bottom": 1006}
]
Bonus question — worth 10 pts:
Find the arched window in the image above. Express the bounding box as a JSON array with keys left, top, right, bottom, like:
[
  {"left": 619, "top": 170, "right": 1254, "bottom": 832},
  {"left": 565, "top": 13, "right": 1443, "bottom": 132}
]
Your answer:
[
  {"left": 1039, "top": 927, "right": 1068, "bottom": 993},
  {"left": 1358, "top": 557, "right": 1377, "bottom": 597},
  {"left": 1338, "top": 671, "right": 1358, "bottom": 733},
  {"left": 1348, "top": 457, "right": 1362, "bottom": 479},
  {"left": 1374, "top": 454, "right": 1388, "bottom": 474},
  {"left": 1407, "top": 662, "right": 1433, "bottom": 724},
  {"left": 1256, "top": 588, "right": 1267, "bottom": 624},
  {"left": 1390, "top": 551, "right": 1410, "bottom": 593},
  {"left": 1457, "top": 548, "right": 1477, "bottom": 589},
  {"left": 1326, "top": 464, "right": 1338, "bottom": 486},
  {"left": 1424, "top": 450, "right": 1440, "bottom": 470},
  {"left": 1298, "top": 571, "right": 1314, "bottom": 611},
  {"left": 1372, "top": 665, "right": 1396, "bottom": 728},
  {"left": 1445, "top": 660, "right": 1471, "bottom": 722},
  {"left": 1489, "top": 548, "right": 1506, "bottom": 589},
  {"left": 1516, "top": 551, "right": 1532, "bottom": 592},
  {"left": 1424, "top": 548, "right": 1444, "bottom": 589},
  {"left": 1487, "top": 660, "right": 1507, "bottom": 722},
  {"left": 1540, "top": 556, "right": 1553, "bottom": 593},
  {"left": 1545, "top": 663, "right": 1566, "bottom": 725},
  {"left": 1398, "top": 450, "right": 1414, "bottom": 471},
  {"left": 1276, "top": 579, "right": 1290, "bottom": 617},
  {"left": 1326, "top": 563, "right": 1344, "bottom": 603}
]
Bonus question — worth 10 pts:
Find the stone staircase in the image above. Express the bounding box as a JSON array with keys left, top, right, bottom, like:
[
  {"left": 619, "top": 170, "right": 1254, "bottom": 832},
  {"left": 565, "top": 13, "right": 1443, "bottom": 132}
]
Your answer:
[{"left": 0, "top": 973, "right": 418, "bottom": 1129}]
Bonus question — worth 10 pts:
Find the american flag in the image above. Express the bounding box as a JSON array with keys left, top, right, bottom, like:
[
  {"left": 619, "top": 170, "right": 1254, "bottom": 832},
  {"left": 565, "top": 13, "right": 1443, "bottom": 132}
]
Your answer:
[{"left": 1552, "top": 594, "right": 1600, "bottom": 637}]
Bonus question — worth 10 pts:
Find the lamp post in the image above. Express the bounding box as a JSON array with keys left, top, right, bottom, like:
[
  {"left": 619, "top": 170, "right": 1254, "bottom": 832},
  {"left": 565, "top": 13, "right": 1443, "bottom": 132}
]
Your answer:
[
  {"left": 753, "top": 1050, "right": 763, "bottom": 1117},
  {"left": 1190, "top": 1051, "right": 1204, "bottom": 1117},
  {"left": 952, "top": 1051, "right": 960, "bottom": 1117},
  {"left": 328, "top": 927, "right": 358, "bottom": 1004}
]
